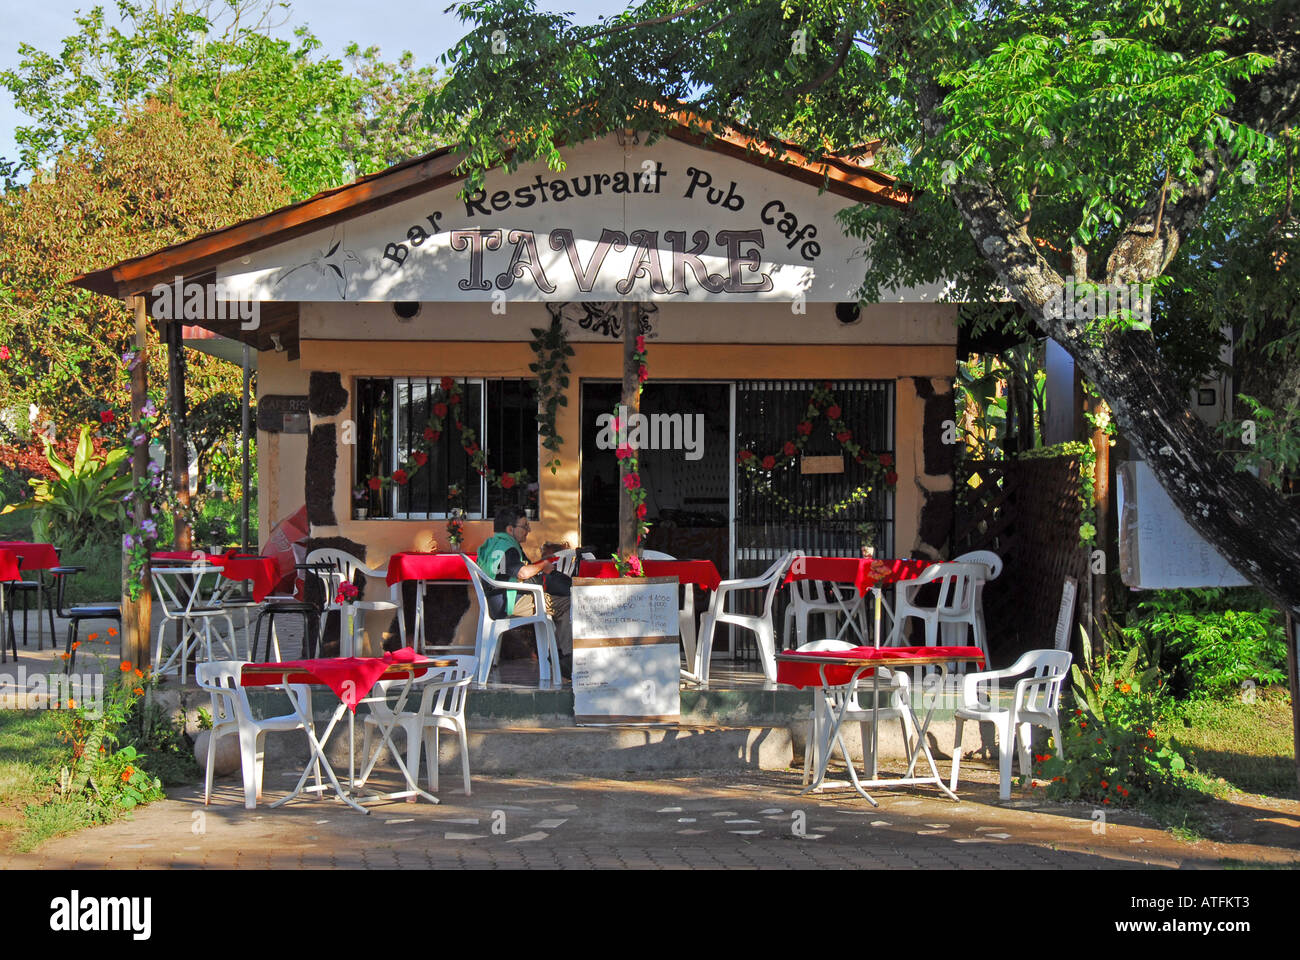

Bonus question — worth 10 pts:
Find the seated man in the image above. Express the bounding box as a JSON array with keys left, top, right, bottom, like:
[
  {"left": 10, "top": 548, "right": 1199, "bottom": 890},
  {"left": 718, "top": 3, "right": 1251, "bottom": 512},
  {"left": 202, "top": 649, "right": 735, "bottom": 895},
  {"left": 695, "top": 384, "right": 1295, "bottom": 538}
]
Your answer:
[{"left": 474, "top": 506, "right": 573, "bottom": 678}]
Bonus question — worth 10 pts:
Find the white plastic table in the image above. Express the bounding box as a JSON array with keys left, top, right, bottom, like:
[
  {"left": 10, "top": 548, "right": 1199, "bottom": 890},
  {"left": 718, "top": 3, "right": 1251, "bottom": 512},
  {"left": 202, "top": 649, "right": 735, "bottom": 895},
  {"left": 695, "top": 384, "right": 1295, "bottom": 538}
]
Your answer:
[{"left": 777, "top": 646, "right": 986, "bottom": 806}]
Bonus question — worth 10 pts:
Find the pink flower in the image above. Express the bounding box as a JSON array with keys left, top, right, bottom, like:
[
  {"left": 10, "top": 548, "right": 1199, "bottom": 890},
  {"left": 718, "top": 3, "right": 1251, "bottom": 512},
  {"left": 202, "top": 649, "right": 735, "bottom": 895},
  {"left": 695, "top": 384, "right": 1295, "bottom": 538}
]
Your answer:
[
  {"left": 636, "top": 335, "right": 646, "bottom": 351},
  {"left": 627, "top": 555, "right": 643, "bottom": 576},
  {"left": 0, "top": 346, "right": 9, "bottom": 361},
  {"left": 623, "top": 473, "right": 641, "bottom": 490},
  {"left": 637, "top": 364, "right": 649, "bottom": 383}
]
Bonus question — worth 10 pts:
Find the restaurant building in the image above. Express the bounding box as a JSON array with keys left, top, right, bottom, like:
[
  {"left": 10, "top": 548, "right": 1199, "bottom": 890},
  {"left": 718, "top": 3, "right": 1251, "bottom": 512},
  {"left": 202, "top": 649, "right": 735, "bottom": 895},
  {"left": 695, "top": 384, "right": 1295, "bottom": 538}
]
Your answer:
[{"left": 76, "top": 114, "right": 959, "bottom": 657}]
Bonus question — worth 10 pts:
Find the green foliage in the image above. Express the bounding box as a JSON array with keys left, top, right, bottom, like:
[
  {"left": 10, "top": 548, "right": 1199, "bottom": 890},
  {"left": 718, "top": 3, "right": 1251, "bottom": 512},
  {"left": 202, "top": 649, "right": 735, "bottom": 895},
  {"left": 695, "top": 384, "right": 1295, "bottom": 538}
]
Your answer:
[
  {"left": 1216, "top": 394, "right": 1300, "bottom": 491},
  {"left": 1037, "top": 624, "right": 1187, "bottom": 805},
  {"left": 1124, "top": 588, "right": 1288, "bottom": 698},
  {"left": 2, "top": 425, "right": 131, "bottom": 547},
  {"left": 528, "top": 318, "right": 573, "bottom": 475}
]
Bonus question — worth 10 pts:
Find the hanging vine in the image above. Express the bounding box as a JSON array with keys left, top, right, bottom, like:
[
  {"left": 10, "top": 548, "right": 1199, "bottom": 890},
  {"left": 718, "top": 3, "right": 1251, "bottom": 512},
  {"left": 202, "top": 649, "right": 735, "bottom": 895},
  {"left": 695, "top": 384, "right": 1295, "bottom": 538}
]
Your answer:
[{"left": 529, "top": 317, "right": 572, "bottom": 475}]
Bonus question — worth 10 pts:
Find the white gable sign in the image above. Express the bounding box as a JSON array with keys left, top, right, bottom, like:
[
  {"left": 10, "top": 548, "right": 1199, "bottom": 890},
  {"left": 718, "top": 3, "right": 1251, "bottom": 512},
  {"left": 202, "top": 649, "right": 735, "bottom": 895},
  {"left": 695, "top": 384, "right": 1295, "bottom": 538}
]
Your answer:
[{"left": 217, "top": 136, "right": 945, "bottom": 304}]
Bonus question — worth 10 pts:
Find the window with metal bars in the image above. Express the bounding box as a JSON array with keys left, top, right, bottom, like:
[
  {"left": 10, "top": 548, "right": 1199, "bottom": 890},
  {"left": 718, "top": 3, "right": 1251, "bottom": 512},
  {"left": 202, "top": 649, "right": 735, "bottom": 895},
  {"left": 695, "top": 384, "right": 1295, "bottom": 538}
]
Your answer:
[{"left": 353, "top": 377, "right": 539, "bottom": 519}]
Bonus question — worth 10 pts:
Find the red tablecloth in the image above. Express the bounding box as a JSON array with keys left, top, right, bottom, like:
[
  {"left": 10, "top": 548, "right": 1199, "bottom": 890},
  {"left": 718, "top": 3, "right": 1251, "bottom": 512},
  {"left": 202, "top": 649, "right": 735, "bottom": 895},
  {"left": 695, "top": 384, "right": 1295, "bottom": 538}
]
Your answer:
[
  {"left": 149, "top": 551, "right": 280, "bottom": 602},
  {"left": 782, "top": 556, "right": 931, "bottom": 596},
  {"left": 777, "top": 645, "right": 986, "bottom": 688},
  {"left": 385, "top": 552, "right": 476, "bottom": 586},
  {"left": 239, "top": 648, "right": 431, "bottom": 711},
  {"left": 577, "top": 559, "right": 722, "bottom": 590},
  {"left": 0, "top": 541, "right": 59, "bottom": 571},
  {"left": 0, "top": 549, "right": 20, "bottom": 582}
]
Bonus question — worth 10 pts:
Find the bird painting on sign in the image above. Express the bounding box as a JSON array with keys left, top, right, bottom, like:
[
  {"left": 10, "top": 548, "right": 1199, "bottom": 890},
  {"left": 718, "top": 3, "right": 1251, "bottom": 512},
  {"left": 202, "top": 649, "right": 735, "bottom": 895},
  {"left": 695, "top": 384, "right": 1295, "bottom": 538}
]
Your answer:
[{"left": 275, "top": 226, "right": 362, "bottom": 299}]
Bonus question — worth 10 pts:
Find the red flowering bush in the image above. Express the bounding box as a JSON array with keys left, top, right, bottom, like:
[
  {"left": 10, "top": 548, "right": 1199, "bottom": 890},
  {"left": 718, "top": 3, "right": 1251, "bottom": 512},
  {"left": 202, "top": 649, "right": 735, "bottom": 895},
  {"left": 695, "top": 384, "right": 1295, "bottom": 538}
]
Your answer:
[{"left": 392, "top": 469, "right": 409, "bottom": 485}]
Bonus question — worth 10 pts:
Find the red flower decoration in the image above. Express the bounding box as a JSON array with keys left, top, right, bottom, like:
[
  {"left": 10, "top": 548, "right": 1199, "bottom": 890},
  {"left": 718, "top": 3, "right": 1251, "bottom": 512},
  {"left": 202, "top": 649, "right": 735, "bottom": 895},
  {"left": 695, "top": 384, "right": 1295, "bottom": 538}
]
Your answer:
[
  {"left": 636, "top": 503, "right": 647, "bottom": 518},
  {"left": 737, "top": 450, "right": 755, "bottom": 461},
  {"left": 0, "top": 346, "right": 10, "bottom": 361},
  {"left": 433, "top": 402, "right": 448, "bottom": 417},
  {"left": 623, "top": 473, "right": 641, "bottom": 490},
  {"left": 501, "top": 474, "right": 516, "bottom": 489},
  {"left": 413, "top": 451, "right": 428, "bottom": 466},
  {"left": 448, "top": 394, "right": 461, "bottom": 405},
  {"left": 878, "top": 453, "right": 894, "bottom": 467},
  {"left": 826, "top": 405, "right": 842, "bottom": 420},
  {"left": 835, "top": 430, "right": 852, "bottom": 443},
  {"left": 392, "top": 469, "right": 409, "bottom": 485},
  {"left": 638, "top": 364, "right": 649, "bottom": 383},
  {"left": 464, "top": 443, "right": 479, "bottom": 455},
  {"left": 616, "top": 443, "right": 634, "bottom": 461},
  {"left": 761, "top": 455, "right": 776, "bottom": 470},
  {"left": 822, "top": 380, "right": 833, "bottom": 390},
  {"left": 635, "top": 335, "right": 646, "bottom": 352},
  {"left": 783, "top": 441, "right": 796, "bottom": 456},
  {"left": 440, "top": 376, "right": 455, "bottom": 391},
  {"left": 100, "top": 410, "right": 115, "bottom": 424},
  {"left": 367, "top": 476, "right": 383, "bottom": 491},
  {"left": 885, "top": 471, "right": 899, "bottom": 485},
  {"left": 423, "top": 427, "right": 439, "bottom": 442},
  {"left": 796, "top": 421, "right": 813, "bottom": 436}
]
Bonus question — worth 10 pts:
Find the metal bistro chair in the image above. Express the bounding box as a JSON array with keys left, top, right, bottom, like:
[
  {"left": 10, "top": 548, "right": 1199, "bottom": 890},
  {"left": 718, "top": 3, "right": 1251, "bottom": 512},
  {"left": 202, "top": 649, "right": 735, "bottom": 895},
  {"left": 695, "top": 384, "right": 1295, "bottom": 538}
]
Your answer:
[
  {"left": 461, "top": 554, "right": 560, "bottom": 686},
  {"left": 151, "top": 565, "right": 239, "bottom": 680},
  {"left": 693, "top": 552, "right": 794, "bottom": 686},
  {"left": 360, "top": 656, "right": 477, "bottom": 796}
]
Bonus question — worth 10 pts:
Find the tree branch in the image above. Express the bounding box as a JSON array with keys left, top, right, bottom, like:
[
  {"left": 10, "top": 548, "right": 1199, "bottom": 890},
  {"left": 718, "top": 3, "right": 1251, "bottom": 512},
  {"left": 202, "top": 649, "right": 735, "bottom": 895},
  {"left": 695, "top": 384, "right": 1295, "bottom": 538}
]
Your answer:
[{"left": 788, "top": 25, "right": 855, "bottom": 97}]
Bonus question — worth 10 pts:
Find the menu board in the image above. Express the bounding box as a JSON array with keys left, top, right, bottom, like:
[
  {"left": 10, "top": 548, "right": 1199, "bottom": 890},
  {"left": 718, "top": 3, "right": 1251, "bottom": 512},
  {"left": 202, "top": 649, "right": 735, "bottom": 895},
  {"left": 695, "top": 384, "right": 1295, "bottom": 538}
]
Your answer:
[
  {"left": 571, "top": 577, "right": 681, "bottom": 725},
  {"left": 1117, "top": 460, "right": 1249, "bottom": 589}
]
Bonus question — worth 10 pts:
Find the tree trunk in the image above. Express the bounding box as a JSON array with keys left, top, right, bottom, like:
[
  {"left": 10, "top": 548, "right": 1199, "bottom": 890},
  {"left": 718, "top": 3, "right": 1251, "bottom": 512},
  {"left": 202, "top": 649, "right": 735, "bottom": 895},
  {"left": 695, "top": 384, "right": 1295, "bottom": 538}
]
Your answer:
[
  {"left": 618, "top": 302, "right": 641, "bottom": 556},
  {"left": 123, "top": 297, "right": 152, "bottom": 670},
  {"left": 1088, "top": 392, "right": 1112, "bottom": 639}
]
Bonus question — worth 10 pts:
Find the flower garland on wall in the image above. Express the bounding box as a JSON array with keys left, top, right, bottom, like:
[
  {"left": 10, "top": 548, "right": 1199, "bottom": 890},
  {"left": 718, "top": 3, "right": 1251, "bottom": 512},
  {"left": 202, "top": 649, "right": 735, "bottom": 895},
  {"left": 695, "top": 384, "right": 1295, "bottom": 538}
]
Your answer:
[
  {"left": 612, "top": 334, "right": 651, "bottom": 574},
  {"left": 365, "top": 376, "right": 530, "bottom": 496},
  {"left": 528, "top": 318, "right": 572, "bottom": 475},
  {"left": 736, "top": 381, "right": 898, "bottom": 520}
]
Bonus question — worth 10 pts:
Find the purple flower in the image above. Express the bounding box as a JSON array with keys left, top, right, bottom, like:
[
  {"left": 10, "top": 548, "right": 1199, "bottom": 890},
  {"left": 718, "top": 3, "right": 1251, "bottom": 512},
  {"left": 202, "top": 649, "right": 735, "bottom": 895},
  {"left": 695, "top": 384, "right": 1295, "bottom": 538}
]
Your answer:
[
  {"left": 141, "top": 519, "right": 157, "bottom": 538},
  {"left": 148, "top": 460, "right": 162, "bottom": 475},
  {"left": 141, "top": 400, "right": 158, "bottom": 418},
  {"left": 124, "top": 534, "right": 136, "bottom": 549},
  {"left": 133, "top": 434, "right": 147, "bottom": 447}
]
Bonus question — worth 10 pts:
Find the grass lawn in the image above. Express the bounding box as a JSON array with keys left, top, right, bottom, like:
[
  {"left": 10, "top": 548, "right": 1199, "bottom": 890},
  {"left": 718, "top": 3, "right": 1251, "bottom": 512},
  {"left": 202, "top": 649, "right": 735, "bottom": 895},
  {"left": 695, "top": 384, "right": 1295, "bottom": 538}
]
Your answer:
[
  {"left": 1161, "top": 688, "right": 1297, "bottom": 799},
  {"left": 0, "top": 710, "right": 107, "bottom": 852}
]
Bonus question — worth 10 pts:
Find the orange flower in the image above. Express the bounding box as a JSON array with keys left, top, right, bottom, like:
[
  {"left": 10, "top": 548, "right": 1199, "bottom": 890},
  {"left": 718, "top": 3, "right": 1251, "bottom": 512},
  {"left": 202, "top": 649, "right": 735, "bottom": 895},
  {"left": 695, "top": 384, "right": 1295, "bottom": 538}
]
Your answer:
[
  {"left": 60, "top": 653, "right": 71, "bottom": 660},
  {"left": 1102, "top": 798, "right": 1110, "bottom": 805},
  {"left": 120, "top": 661, "right": 132, "bottom": 672},
  {"left": 88, "top": 633, "right": 99, "bottom": 641},
  {"left": 1120, "top": 683, "right": 1131, "bottom": 693},
  {"left": 108, "top": 627, "right": 118, "bottom": 636},
  {"left": 134, "top": 668, "right": 143, "bottom": 679},
  {"left": 133, "top": 687, "right": 144, "bottom": 696},
  {"left": 1100, "top": 780, "right": 1108, "bottom": 789},
  {"left": 121, "top": 767, "right": 134, "bottom": 782},
  {"left": 66, "top": 698, "right": 76, "bottom": 709},
  {"left": 71, "top": 641, "right": 80, "bottom": 650}
]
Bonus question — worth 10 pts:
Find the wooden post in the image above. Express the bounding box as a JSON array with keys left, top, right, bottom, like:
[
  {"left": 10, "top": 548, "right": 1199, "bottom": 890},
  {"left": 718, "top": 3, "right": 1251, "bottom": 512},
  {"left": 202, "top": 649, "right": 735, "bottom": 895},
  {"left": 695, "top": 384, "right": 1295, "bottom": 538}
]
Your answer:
[
  {"left": 241, "top": 342, "right": 251, "bottom": 552},
  {"left": 1288, "top": 613, "right": 1300, "bottom": 791},
  {"left": 618, "top": 302, "right": 641, "bottom": 557},
  {"left": 165, "top": 317, "right": 191, "bottom": 550},
  {"left": 122, "top": 296, "right": 153, "bottom": 670},
  {"left": 1088, "top": 393, "right": 1111, "bottom": 642}
]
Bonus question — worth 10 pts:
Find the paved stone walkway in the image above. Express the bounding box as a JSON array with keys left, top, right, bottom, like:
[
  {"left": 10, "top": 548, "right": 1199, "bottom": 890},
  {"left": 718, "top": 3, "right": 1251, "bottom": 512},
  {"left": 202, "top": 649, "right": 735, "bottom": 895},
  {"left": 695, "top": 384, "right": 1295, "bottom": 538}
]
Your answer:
[{"left": 6, "top": 762, "right": 1298, "bottom": 870}]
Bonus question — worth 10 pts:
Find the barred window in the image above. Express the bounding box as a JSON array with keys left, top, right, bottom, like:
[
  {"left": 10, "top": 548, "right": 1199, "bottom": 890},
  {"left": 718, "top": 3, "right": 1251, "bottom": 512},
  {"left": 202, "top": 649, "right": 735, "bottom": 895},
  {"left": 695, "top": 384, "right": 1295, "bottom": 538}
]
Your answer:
[{"left": 354, "top": 377, "right": 538, "bottom": 519}]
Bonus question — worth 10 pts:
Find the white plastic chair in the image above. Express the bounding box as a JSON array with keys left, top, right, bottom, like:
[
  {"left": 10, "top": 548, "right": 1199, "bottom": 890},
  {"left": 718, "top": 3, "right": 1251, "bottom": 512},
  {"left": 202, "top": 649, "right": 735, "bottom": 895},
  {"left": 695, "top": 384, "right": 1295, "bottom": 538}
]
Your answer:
[
  {"left": 461, "top": 554, "right": 560, "bottom": 686},
  {"left": 943, "top": 550, "right": 1002, "bottom": 648},
  {"left": 196, "top": 660, "right": 318, "bottom": 810},
  {"left": 151, "top": 565, "right": 239, "bottom": 679},
  {"left": 638, "top": 550, "right": 704, "bottom": 668},
  {"left": 888, "top": 562, "right": 987, "bottom": 656},
  {"left": 950, "top": 649, "right": 1072, "bottom": 800},
  {"left": 693, "top": 552, "right": 793, "bottom": 685},
  {"left": 797, "top": 639, "right": 918, "bottom": 786},
  {"left": 305, "top": 548, "right": 396, "bottom": 651},
  {"left": 783, "top": 578, "right": 846, "bottom": 649},
  {"left": 360, "top": 656, "right": 477, "bottom": 795}
]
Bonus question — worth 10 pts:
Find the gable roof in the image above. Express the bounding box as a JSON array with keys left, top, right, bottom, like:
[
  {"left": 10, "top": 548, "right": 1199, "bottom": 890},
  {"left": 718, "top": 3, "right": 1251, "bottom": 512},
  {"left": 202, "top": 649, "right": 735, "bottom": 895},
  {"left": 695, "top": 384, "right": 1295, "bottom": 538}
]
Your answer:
[{"left": 72, "top": 107, "right": 908, "bottom": 300}]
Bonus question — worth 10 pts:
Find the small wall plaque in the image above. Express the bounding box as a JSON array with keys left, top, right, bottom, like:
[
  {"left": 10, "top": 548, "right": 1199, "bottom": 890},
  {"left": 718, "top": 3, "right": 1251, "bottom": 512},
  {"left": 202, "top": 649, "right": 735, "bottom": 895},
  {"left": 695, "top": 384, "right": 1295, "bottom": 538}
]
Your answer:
[
  {"left": 800, "top": 455, "right": 845, "bottom": 475},
  {"left": 258, "top": 394, "right": 310, "bottom": 434}
]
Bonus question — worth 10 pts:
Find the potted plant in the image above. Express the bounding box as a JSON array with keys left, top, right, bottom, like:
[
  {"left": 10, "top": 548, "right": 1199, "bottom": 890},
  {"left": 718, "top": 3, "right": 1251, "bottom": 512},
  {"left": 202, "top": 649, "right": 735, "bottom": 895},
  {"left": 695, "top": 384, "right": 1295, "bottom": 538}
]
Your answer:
[
  {"left": 352, "top": 486, "right": 368, "bottom": 520},
  {"left": 856, "top": 521, "right": 877, "bottom": 559}
]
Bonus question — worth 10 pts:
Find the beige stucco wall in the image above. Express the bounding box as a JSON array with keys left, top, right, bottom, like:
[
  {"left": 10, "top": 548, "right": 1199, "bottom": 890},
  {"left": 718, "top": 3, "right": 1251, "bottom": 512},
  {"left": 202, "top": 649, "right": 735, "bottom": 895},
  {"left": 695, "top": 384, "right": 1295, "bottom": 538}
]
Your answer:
[
  {"left": 291, "top": 299, "right": 958, "bottom": 567},
  {"left": 255, "top": 349, "right": 310, "bottom": 550}
]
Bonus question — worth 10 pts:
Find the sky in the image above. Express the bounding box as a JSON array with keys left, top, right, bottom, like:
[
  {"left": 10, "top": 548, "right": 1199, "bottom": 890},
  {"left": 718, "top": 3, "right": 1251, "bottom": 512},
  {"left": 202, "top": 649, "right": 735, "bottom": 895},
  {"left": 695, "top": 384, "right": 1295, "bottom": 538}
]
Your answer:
[{"left": 0, "top": 0, "right": 631, "bottom": 170}]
